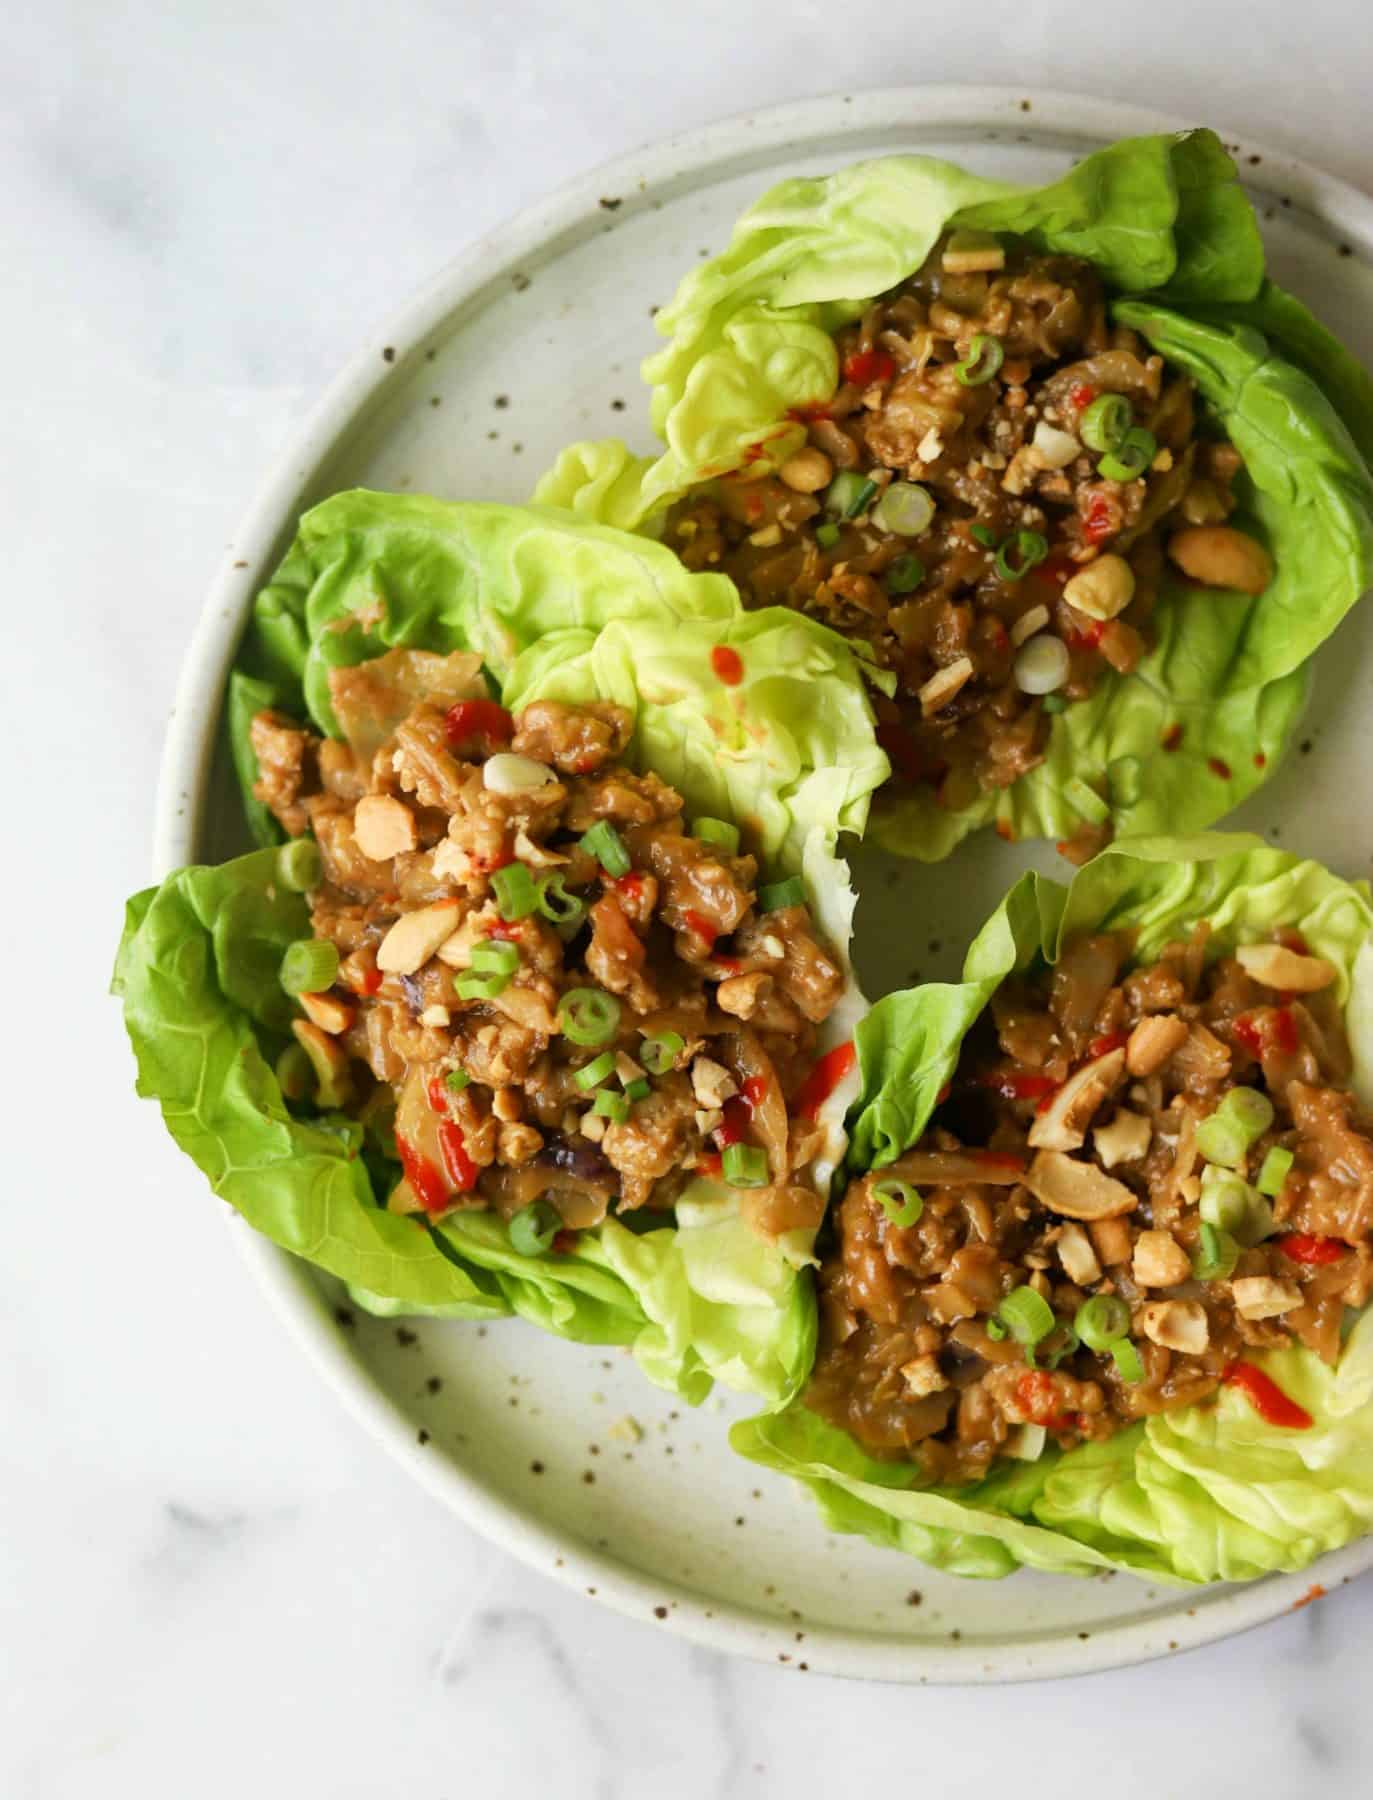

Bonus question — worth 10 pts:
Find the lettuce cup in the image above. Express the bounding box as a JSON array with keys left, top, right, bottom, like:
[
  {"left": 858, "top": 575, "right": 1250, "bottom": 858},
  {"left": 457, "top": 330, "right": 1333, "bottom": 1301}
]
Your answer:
[
  {"left": 733, "top": 836, "right": 1373, "bottom": 1582},
  {"left": 114, "top": 498, "right": 888, "bottom": 1407},
  {"left": 538, "top": 130, "right": 1373, "bottom": 862}
]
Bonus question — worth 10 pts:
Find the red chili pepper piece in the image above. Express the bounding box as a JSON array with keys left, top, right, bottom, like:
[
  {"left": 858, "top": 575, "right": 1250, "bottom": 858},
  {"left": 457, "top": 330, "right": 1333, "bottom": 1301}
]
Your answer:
[
  {"left": 741, "top": 1074, "right": 769, "bottom": 1110},
  {"left": 443, "top": 698, "right": 514, "bottom": 750},
  {"left": 1088, "top": 1031, "right": 1127, "bottom": 1059},
  {"left": 1279, "top": 1234, "right": 1347, "bottom": 1266},
  {"left": 682, "top": 908, "right": 719, "bottom": 949},
  {"left": 794, "top": 1041, "right": 857, "bottom": 1120},
  {"left": 1068, "top": 383, "right": 1096, "bottom": 413},
  {"left": 1274, "top": 1005, "right": 1300, "bottom": 1054},
  {"left": 426, "top": 1075, "right": 450, "bottom": 1115},
  {"left": 1161, "top": 722, "right": 1184, "bottom": 751},
  {"left": 696, "top": 1151, "right": 723, "bottom": 1178},
  {"left": 1224, "top": 1361, "right": 1313, "bottom": 1429},
  {"left": 353, "top": 965, "right": 384, "bottom": 997},
  {"left": 551, "top": 1229, "right": 579, "bottom": 1255},
  {"left": 715, "top": 1096, "right": 752, "bottom": 1149},
  {"left": 437, "top": 1120, "right": 479, "bottom": 1193},
  {"left": 615, "top": 872, "right": 644, "bottom": 901},
  {"left": 710, "top": 645, "right": 744, "bottom": 686},
  {"left": 395, "top": 1133, "right": 451, "bottom": 1215},
  {"left": 973, "top": 1069, "right": 1060, "bottom": 1102},
  {"left": 1208, "top": 757, "right": 1232, "bottom": 780},
  {"left": 1083, "top": 495, "right": 1116, "bottom": 544},
  {"left": 1233, "top": 1013, "right": 1264, "bottom": 1058},
  {"left": 1014, "top": 1370, "right": 1062, "bottom": 1425},
  {"left": 974, "top": 1150, "right": 1027, "bottom": 1170},
  {"left": 843, "top": 348, "right": 896, "bottom": 387}
]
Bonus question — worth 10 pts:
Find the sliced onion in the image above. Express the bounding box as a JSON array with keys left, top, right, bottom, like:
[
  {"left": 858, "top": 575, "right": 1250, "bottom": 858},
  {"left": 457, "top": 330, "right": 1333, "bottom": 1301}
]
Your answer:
[
  {"left": 483, "top": 752, "right": 557, "bottom": 795},
  {"left": 1014, "top": 634, "right": 1070, "bottom": 695},
  {"left": 1032, "top": 421, "right": 1081, "bottom": 470},
  {"left": 874, "top": 481, "right": 935, "bottom": 537}
]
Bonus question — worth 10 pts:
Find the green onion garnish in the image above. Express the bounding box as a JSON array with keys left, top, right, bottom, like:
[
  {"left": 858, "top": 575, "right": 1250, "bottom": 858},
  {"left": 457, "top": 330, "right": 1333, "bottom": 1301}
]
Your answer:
[
  {"left": 1196, "top": 1114, "right": 1250, "bottom": 1172},
  {"left": 1099, "top": 426, "right": 1157, "bottom": 483},
  {"left": 640, "top": 1030, "right": 684, "bottom": 1075},
  {"left": 1224, "top": 1086, "right": 1276, "bottom": 1143},
  {"left": 873, "top": 481, "right": 934, "bottom": 537},
  {"left": 471, "top": 939, "right": 519, "bottom": 975},
  {"left": 491, "top": 862, "right": 539, "bottom": 920},
  {"left": 953, "top": 333, "right": 1004, "bottom": 387},
  {"left": 275, "top": 1041, "right": 314, "bottom": 1102},
  {"left": 995, "top": 529, "right": 1048, "bottom": 583},
  {"left": 846, "top": 477, "right": 878, "bottom": 518},
  {"left": 444, "top": 1068, "right": 470, "bottom": 1093},
  {"left": 574, "top": 1051, "right": 617, "bottom": 1091},
  {"left": 815, "top": 522, "right": 841, "bottom": 549},
  {"left": 970, "top": 523, "right": 998, "bottom": 548},
  {"left": 277, "top": 837, "right": 323, "bottom": 893},
  {"left": 623, "top": 1077, "right": 651, "bottom": 1102},
  {"left": 535, "top": 871, "right": 586, "bottom": 928},
  {"left": 1074, "top": 1294, "right": 1131, "bottom": 1352},
  {"left": 758, "top": 876, "right": 806, "bottom": 912},
  {"left": 823, "top": 471, "right": 865, "bottom": 518},
  {"left": 1257, "top": 1145, "right": 1294, "bottom": 1197},
  {"left": 1042, "top": 1325, "right": 1081, "bottom": 1371},
  {"left": 692, "top": 817, "right": 741, "bottom": 854},
  {"left": 985, "top": 1317, "right": 1009, "bottom": 1342},
  {"left": 886, "top": 553, "right": 925, "bottom": 594},
  {"left": 579, "top": 821, "right": 631, "bottom": 878},
  {"left": 509, "top": 1200, "right": 560, "bottom": 1257},
  {"left": 1198, "top": 1166, "right": 1252, "bottom": 1233},
  {"left": 722, "top": 1143, "right": 770, "bottom": 1188},
  {"left": 1079, "top": 393, "right": 1132, "bottom": 454},
  {"left": 280, "top": 938, "right": 340, "bottom": 996},
  {"left": 593, "top": 1088, "right": 630, "bottom": 1122},
  {"left": 997, "top": 1285, "right": 1055, "bottom": 1349},
  {"left": 558, "top": 986, "right": 621, "bottom": 1046},
  {"left": 456, "top": 969, "right": 512, "bottom": 1001},
  {"left": 1193, "top": 1221, "right": 1240, "bottom": 1282},
  {"left": 1111, "top": 1339, "right": 1144, "bottom": 1384},
  {"left": 872, "top": 1177, "right": 922, "bottom": 1227},
  {"left": 1041, "top": 693, "right": 1068, "bottom": 714}
]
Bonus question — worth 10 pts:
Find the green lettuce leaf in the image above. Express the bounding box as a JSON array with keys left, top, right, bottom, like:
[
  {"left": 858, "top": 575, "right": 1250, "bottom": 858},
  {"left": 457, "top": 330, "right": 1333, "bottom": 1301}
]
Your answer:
[{"left": 734, "top": 834, "right": 1373, "bottom": 1582}]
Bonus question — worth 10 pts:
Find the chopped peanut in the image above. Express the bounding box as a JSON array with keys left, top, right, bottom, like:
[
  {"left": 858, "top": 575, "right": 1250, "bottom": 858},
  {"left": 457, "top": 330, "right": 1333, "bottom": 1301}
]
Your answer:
[
  {"left": 1056, "top": 1223, "right": 1101, "bottom": 1286},
  {"left": 377, "top": 899, "right": 464, "bottom": 975},
  {"left": 918, "top": 657, "right": 974, "bottom": 715},
  {"left": 901, "top": 1354, "right": 949, "bottom": 1398},
  {"left": 353, "top": 794, "right": 417, "bottom": 861},
  {"left": 1231, "top": 1276, "right": 1302, "bottom": 1320},
  {"left": 1093, "top": 1110, "right": 1151, "bottom": 1169},
  {"left": 1028, "top": 1049, "right": 1126, "bottom": 1152},
  {"left": 1132, "top": 1229, "right": 1192, "bottom": 1289},
  {"left": 298, "top": 990, "right": 356, "bottom": 1035},
  {"left": 691, "top": 1057, "right": 738, "bottom": 1109},
  {"left": 1126, "top": 1013, "right": 1188, "bottom": 1077},
  {"left": 1140, "top": 1300, "right": 1209, "bottom": 1354}
]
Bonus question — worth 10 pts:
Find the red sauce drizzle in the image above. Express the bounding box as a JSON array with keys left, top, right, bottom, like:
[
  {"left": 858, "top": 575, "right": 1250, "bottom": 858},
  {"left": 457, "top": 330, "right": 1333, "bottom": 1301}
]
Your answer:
[
  {"left": 437, "top": 1120, "right": 479, "bottom": 1193},
  {"left": 356, "top": 965, "right": 384, "bottom": 997},
  {"left": 974, "top": 1150, "right": 1027, "bottom": 1171},
  {"left": 843, "top": 348, "right": 896, "bottom": 387},
  {"left": 715, "top": 1096, "right": 752, "bottom": 1149},
  {"left": 1233, "top": 1013, "right": 1265, "bottom": 1058},
  {"left": 426, "top": 1075, "right": 450, "bottom": 1114},
  {"left": 973, "top": 1069, "right": 1059, "bottom": 1102},
  {"left": 1274, "top": 1005, "right": 1300, "bottom": 1054},
  {"left": 1208, "top": 757, "right": 1232, "bottom": 780},
  {"left": 395, "top": 1133, "right": 451, "bottom": 1215},
  {"left": 710, "top": 645, "right": 744, "bottom": 686},
  {"left": 682, "top": 908, "right": 719, "bottom": 949},
  {"left": 794, "top": 1041, "right": 857, "bottom": 1120},
  {"left": 1161, "top": 723, "right": 1184, "bottom": 752},
  {"left": 443, "top": 698, "right": 514, "bottom": 750},
  {"left": 1224, "top": 1361, "right": 1313, "bottom": 1430},
  {"left": 1279, "top": 1234, "right": 1347, "bottom": 1266}
]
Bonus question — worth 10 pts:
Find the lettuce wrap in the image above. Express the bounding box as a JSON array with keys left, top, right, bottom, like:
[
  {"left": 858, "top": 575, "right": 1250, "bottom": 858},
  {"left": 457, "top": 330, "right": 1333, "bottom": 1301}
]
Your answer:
[
  {"left": 732, "top": 834, "right": 1373, "bottom": 1581},
  {"left": 536, "top": 130, "right": 1373, "bottom": 861},
  {"left": 117, "top": 496, "right": 889, "bottom": 1407}
]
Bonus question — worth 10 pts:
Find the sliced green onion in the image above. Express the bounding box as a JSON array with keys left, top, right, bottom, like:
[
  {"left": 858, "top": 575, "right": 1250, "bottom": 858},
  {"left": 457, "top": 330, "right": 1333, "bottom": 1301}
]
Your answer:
[
  {"left": 1193, "top": 1222, "right": 1240, "bottom": 1282},
  {"left": 579, "top": 821, "right": 631, "bottom": 878},
  {"left": 1222, "top": 1086, "right": 1276, "bottom": 1146},
  {"left": 954, "top": 333, "right": 1004, "bottom": 387},
  {"left": 1099, "top": 426, "right": 1157, "bottom": 483},
  {"left": 873, "top": 481, "right": 934, "bottom": 537},
  {"left": 491, "top": 862, "right": 539, "bottom": 920},
  {"left": 1041, "top": 693, "right": 1068, "bottom": 714},
  {"left": 640, "top": 1030, "right": 684, "bottom": 1075},
  {"left": 535, "top": 871, "right": 586, "bottom": 927},
  {"left": 471, "top": 939, "right": 519, "bottom": 975},
  {"left": 985, "top": 1317, "right": 1009, "bottom": 1342},
  {"left": 872, "top": 1177, "right": 923, "bottom": 1228},
  {"left": 509, "top": 1200, "right": 560, "bottom": 1257},
  {"left": 1235, "top": 1190, "right": 1276, "bottom": 1249},
  {"left": 1199, "top": 1165, "right": 1252, "bottom": 1232},
  {"left": 997, "top": 1285, "right": 1055, "bottom": 1348},
  {"left": 692, "top": 817, "right": 740, "bottom": 854},
  {"left": 280, "top": 938, "right": 340, "bottom": 996},
  {"left": 970, "top": 522, "right": 998, "bottom": 548},
  {"left": 593, "top": 1088, "right": 630, "bottom": 1122},
  {"left": 558, "top": 986, "right": 621, "bottom": 1046},
  {"left": 275, "top": 1041, "right": 314, "bottom": 1102},
  {"left": 277, "top": 837, "right": 322, "bottom": 893},
  {"left": 758, "top": 876, "right": 806, "bottom": 912},
  {"left": 1196, "top": 1115, "right": 1249, "bottom": 1172},
  {"left": 1074, "top": 1294, "right": 1131, "bottom": 1351},
  {"left": 1079, "top": 393, "right": 1133, "bottom": 454},
  {"left": 444, "top": 1068, "right": 470, "bottom": 1093},
  {"left": 456, "top": 969, "right": 512, "bottom": 1001},
  {"left": 1042, "top": 1325, "right": 1081, "bottom": 1371},
  {"left": 623, "top": 1077, "right": 651, "bottom": 1102},
  {"left": 815, "top": 521, "right": 841, "bottom": 549},
  {"left": 1111, "top": 1339, "right": 1144, "bottom": 1384},
  {"left": 995, "top": 529, "right": 1048, "bottom": 583},
  {"left": 886, "top": 553, "right": 925, "bottom": 594},
  {"left": 574, "top": 1051, "right": 617, "bottom": 1091},
  {"left": 824, "top": 471, "right": 869, "bottom": 518},
  {"left": 1258, "top": 1145, "right": 1294, "bottom": 1197},
  {"left": 722, "top": 1143, "right": 770, "bottom": 1188}
]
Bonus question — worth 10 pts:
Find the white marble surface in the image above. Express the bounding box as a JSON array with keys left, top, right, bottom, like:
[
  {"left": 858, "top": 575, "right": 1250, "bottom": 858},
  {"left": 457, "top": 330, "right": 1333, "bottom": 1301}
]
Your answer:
[{"left": 8, "top": 3, "right": 1373, "bottom": 1793}]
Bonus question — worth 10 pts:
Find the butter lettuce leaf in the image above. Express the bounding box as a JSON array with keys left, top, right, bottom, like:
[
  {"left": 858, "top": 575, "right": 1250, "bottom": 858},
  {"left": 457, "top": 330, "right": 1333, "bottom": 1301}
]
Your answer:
[{"left": 735, "top": 834, "right": 1373, "bottom": 1581}]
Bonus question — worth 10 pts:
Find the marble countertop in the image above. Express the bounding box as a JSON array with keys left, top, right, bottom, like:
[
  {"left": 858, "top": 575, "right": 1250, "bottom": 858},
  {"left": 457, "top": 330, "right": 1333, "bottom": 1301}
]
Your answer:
[{"left": 9, "top": 3, "right": 1372, "bottom": 1793}]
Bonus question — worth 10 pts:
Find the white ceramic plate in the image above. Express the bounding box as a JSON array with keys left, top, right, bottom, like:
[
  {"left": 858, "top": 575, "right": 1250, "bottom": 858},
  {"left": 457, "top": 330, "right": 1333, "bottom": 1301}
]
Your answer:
[{"left": 155, "top": 87, "right": 1373, "bottom": 1682}]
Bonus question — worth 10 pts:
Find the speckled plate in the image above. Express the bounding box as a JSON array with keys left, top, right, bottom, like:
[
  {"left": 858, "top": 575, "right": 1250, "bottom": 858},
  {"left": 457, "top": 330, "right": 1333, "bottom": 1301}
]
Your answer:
[{"left": 156, "top": 87, "right": 1373, "bottom": 1682}]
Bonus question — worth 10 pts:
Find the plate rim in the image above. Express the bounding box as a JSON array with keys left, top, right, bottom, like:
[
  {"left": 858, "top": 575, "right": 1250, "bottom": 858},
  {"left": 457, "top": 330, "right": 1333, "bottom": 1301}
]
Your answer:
[{"left": 153, "top": 82, "right": 1373, "bottom": 1683}]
